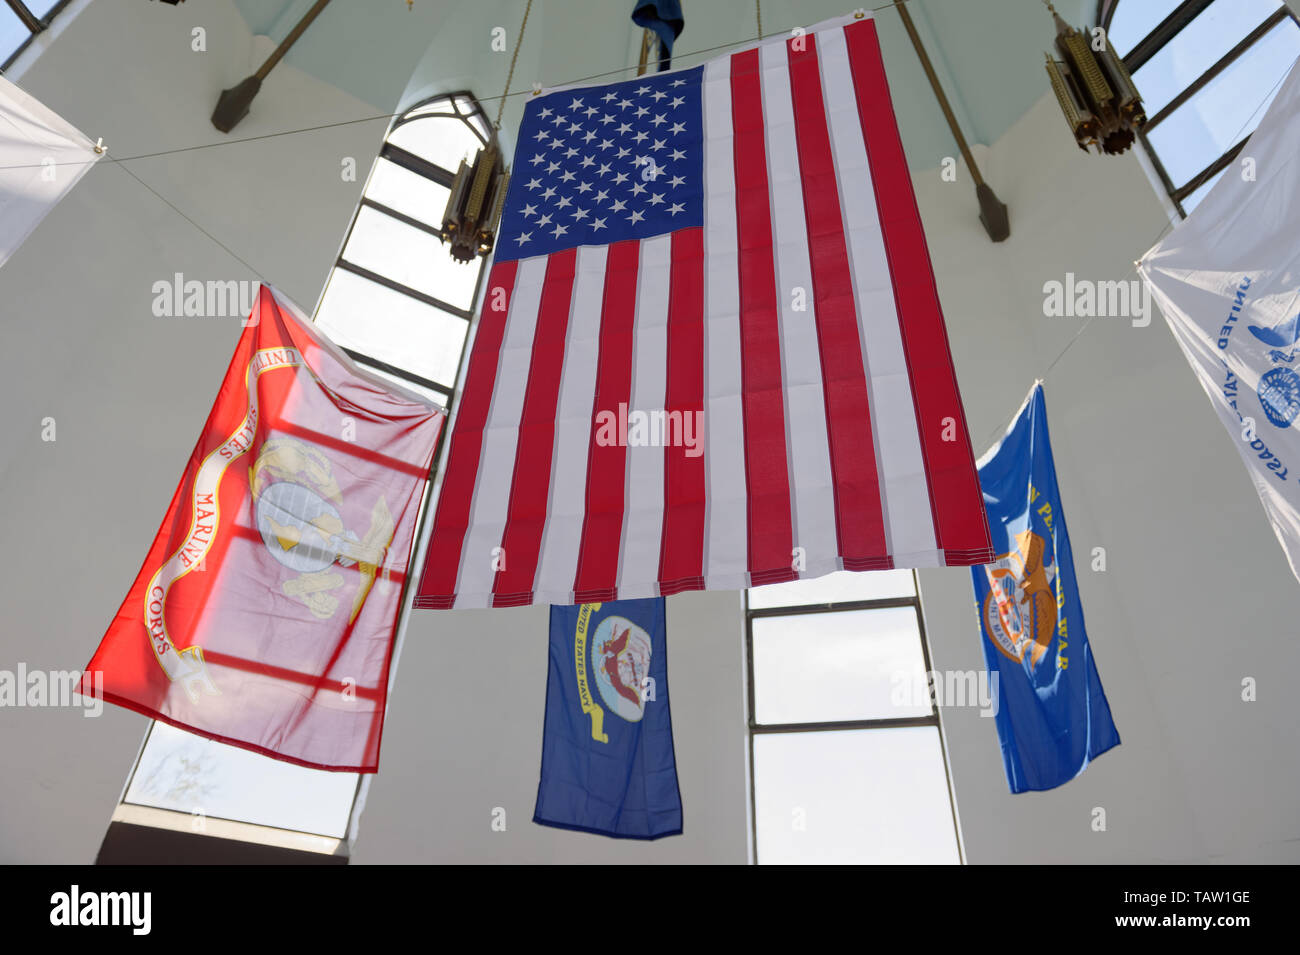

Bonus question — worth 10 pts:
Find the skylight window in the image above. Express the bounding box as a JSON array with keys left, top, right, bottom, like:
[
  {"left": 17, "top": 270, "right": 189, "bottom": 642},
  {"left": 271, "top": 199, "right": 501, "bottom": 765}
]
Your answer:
[
  {"left": 0, "top": 0, "right": 73, "bottom": 71},
  {"left": 1103, "top": 0, "right": 1300, "bottom": 215}
]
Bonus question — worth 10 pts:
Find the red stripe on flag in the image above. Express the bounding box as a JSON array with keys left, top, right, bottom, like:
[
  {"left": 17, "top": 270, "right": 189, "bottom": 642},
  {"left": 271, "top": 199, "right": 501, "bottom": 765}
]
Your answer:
[
  {"left": 200, "top": 649, "right": 384, "bottom": 701},
  {"left": 843, "top": 19, "right": 992, "bottom": 564},
  {"left": 415, "top": 259, "right": 519, "bottom": 608},
  {"left": 493, "top": 249, "right": 579, "bottom": 607},
  {"left": 573, "top": 240, "right": 640, "bottom": 602},
  {"left": 730, "top": 48, "right": 797, "bottom": 587},
  {"left": 94, "top": 692, "right": 383, "bottom": 773},
  {"left": 787, "top": 34, "right": 891, "bottom": 569},
  {"left": 659, "top": 226, "right": 707, "bottom": 594}
]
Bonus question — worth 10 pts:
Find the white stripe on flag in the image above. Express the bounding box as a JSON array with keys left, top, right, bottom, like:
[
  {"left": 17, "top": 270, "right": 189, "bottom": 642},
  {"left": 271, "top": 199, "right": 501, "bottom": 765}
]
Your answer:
[
  {"left": 534, "top": 245, "right": 607, "bottom": 604},
  {"left": 454, "top": 255, "right": 549, "bottom": 606},
  {"left": 619, "top": 235, "right": 670, "bottom": 597},
  {"left": 701, "top": 55, "right": 749, "bottom": 590},
  {"left": 759, "top": 38, "right": 841, "bottom": 576},
  {"left": 819, "top": 26, "right": 938, "bottom": 565}
]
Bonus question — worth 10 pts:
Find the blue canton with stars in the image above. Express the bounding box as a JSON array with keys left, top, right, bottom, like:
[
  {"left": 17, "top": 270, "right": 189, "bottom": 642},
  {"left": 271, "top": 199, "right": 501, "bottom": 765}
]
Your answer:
[{"left": 495, "top": 66, "right": 705, "bottom": 263}]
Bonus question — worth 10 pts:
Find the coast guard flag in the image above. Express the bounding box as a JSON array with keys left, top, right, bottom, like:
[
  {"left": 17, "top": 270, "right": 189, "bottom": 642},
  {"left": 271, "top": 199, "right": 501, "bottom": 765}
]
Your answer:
[
  {"left": 1, "top": 74, "right": 103, "bottom": 269},
  {"left": 82, "top": 286, "right": 444, "bottom": 772},
  {"left": 971, "top": 384, "right": 1119, "bottom": 793},
  {"left": 1139, "top": 58, "right": 1300, "bottom": 585},
  {"left": 416, "top": 12, "right": 992, "bottom": 610},
  {"left": 535, "top": 599, "right": 682, "bottom": 838}
]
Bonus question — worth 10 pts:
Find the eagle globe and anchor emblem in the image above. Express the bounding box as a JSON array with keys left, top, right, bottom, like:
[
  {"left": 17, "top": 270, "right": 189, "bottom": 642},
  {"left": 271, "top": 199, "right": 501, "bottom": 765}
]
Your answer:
[{"left": 251, "top": 436, "right": 395, "bottom": 623}]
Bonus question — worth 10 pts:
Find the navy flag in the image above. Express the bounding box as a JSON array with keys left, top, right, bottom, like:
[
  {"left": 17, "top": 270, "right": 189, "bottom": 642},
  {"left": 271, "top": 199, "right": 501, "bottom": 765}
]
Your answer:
[
  {"left": 971, "top": 383, "right": 1120, "bottom": 793},
  {"left": 632, "top": 0, "right": 684, "bottom": 72},
  {"left": 535, "top": 598, "right": 682, "bottom": 838}
]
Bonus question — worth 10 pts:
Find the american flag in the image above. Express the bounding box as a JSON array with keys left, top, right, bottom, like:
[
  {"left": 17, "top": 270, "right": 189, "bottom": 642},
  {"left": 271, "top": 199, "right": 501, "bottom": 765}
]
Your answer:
[{"left": 415, "top": 12, "right": 993, "bottom": 610}]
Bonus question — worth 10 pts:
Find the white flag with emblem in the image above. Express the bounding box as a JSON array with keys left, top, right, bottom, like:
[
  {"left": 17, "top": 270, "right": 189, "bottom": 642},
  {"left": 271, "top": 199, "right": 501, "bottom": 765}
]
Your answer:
[{"left": 1139, "top": 59, "right": 1300, "bottom": 583}]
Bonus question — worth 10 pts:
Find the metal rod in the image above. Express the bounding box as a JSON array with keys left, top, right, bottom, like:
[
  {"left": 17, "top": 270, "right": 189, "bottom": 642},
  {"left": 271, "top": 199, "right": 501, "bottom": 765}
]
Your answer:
[
  {"left": 5, "top": 0, "right": 40, "bottom": 32},
  {"left": 1172, "top": 135, "right": 1247, "bottom": 203},
  {"left": 255, "top": 0, "right": 332, "bottom": 81},
  {"left": 895, "top": 1, "right": 982, "bottom": 186},
  {"left": 894, "top": 1, "right": 1009, "bottom": 242},
  {"left": 1122, "top": 0, "right": 1215, "bottom": 73},
  {"left": 211, "top": 0, "right": 332, "bottom": 132},
  {"left": 637, "top": 28, "right": 655, "bottom": 77},
  {"left": 338, "top": 347, "right": 454, "bottom": 399}
]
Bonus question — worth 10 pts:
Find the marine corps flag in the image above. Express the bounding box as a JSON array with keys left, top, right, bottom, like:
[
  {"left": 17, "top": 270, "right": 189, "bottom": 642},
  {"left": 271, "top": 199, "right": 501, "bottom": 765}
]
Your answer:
[
  {"left": 971, "top": 383, "right": 1119, "bottom": 793},
  {"left": 82, "top": 286, "right": 443, "bottom": 772},
  {"left": 536, "top": 599, "right": 682, "bottom": 838}
]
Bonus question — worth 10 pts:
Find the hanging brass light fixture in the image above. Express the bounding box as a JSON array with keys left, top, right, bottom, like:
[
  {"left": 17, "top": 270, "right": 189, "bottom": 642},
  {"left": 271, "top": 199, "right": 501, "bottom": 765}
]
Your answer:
[
  {"left": 1042, "top": 0, "right": 1145, "bottom": 155},
  {"left": 436, "top": 0, "right": 531, "bottom": 263},
  {"left": 439, "top": 144, "right": 509, "bottom": 263}
]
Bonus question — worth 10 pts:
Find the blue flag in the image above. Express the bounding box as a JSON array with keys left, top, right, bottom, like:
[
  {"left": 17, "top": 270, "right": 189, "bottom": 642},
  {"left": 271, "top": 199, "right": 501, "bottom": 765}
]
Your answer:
[
  {"left": 971, "top": 383, "right": 1119, "bottom": 793},
  {"left": 535, "top": 598, "right": 682, "bottom": 838},
  {"left": 632, "top": 0, "right": 684, "bottom": 71}
]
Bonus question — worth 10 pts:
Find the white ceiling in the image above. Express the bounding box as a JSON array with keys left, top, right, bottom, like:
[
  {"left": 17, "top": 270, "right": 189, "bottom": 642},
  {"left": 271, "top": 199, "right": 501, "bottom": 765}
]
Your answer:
[{"left": 232, "top": 0, "right": 1098, "bottom": 169}]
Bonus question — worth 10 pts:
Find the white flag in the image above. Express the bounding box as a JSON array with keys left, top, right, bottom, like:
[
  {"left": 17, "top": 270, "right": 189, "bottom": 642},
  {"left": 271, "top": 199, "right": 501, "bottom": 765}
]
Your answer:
[
  {"left": 1140, "top": 58, "right": 1300, "bottom": 583},
  {"left": 0, "top": 74, "right": 102, "bottom": 270}
]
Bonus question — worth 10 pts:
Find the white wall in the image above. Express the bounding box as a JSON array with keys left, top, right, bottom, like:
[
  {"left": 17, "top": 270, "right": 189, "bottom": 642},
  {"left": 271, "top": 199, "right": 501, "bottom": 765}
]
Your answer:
[{"left": 1, "top": 0, "right": 1298, "bottom": 865}]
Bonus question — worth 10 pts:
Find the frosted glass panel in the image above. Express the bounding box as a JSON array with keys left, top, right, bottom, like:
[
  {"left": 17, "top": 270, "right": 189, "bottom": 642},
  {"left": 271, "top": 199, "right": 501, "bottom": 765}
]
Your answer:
[
  {"left": 125, "top": 722, "right": 358, "bottom": 838},
  {"left": 365, "top": 158, "right": 450, "bottom": 225},
  {"left": 748, "top": 569, "right": 914, "bottom": 609},
  {"left": 751, "top": 607, "right": 931, "bottom": 723},
  {"left": 754, "top": 727, "right": 959, "bottom": 864},
  {"left": 315, "top": 268, "right": 468, "bottom": 388},
  {"left": 387, "top": 116, "right": 484, "bottom": 175},
  {"left": 341, "top": 205, "right": 481, "bottom": 311}
]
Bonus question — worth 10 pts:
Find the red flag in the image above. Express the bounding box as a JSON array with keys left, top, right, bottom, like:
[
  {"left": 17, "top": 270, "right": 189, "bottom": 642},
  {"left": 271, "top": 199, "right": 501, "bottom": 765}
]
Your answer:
[{"left": 83, "top": 285, "right": 443, "bottom": 772}]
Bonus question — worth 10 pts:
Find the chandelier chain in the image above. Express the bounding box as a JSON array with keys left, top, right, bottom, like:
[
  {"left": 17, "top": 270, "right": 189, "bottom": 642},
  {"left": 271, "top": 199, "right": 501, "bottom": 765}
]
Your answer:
[{"left": 496, "top": 0, "right": 534, "bottom": 129}]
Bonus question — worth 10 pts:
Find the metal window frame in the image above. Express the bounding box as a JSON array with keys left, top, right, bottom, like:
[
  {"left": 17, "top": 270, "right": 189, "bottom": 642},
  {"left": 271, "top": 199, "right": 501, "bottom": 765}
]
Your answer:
[
  {"left": 743, "top": 573, "right": 965, "bottom": 865},
  {"left": 320, "top": 90, "right": 493, "bottom": 398},
  {"left": 1099, "top": 0, "right": 1300, "bottom": 218},
  {"left": 116, "top": 91, "right": 495, "bottom": 855},
  {"left": 1143, "top": 6, "right": 1294, "bottom": 129},
  {"left": 116, "top": 721, "right": 358, "bottom": 853},
  {"left": 1, "top": 0, "right": 74, "bottom": 72}
]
